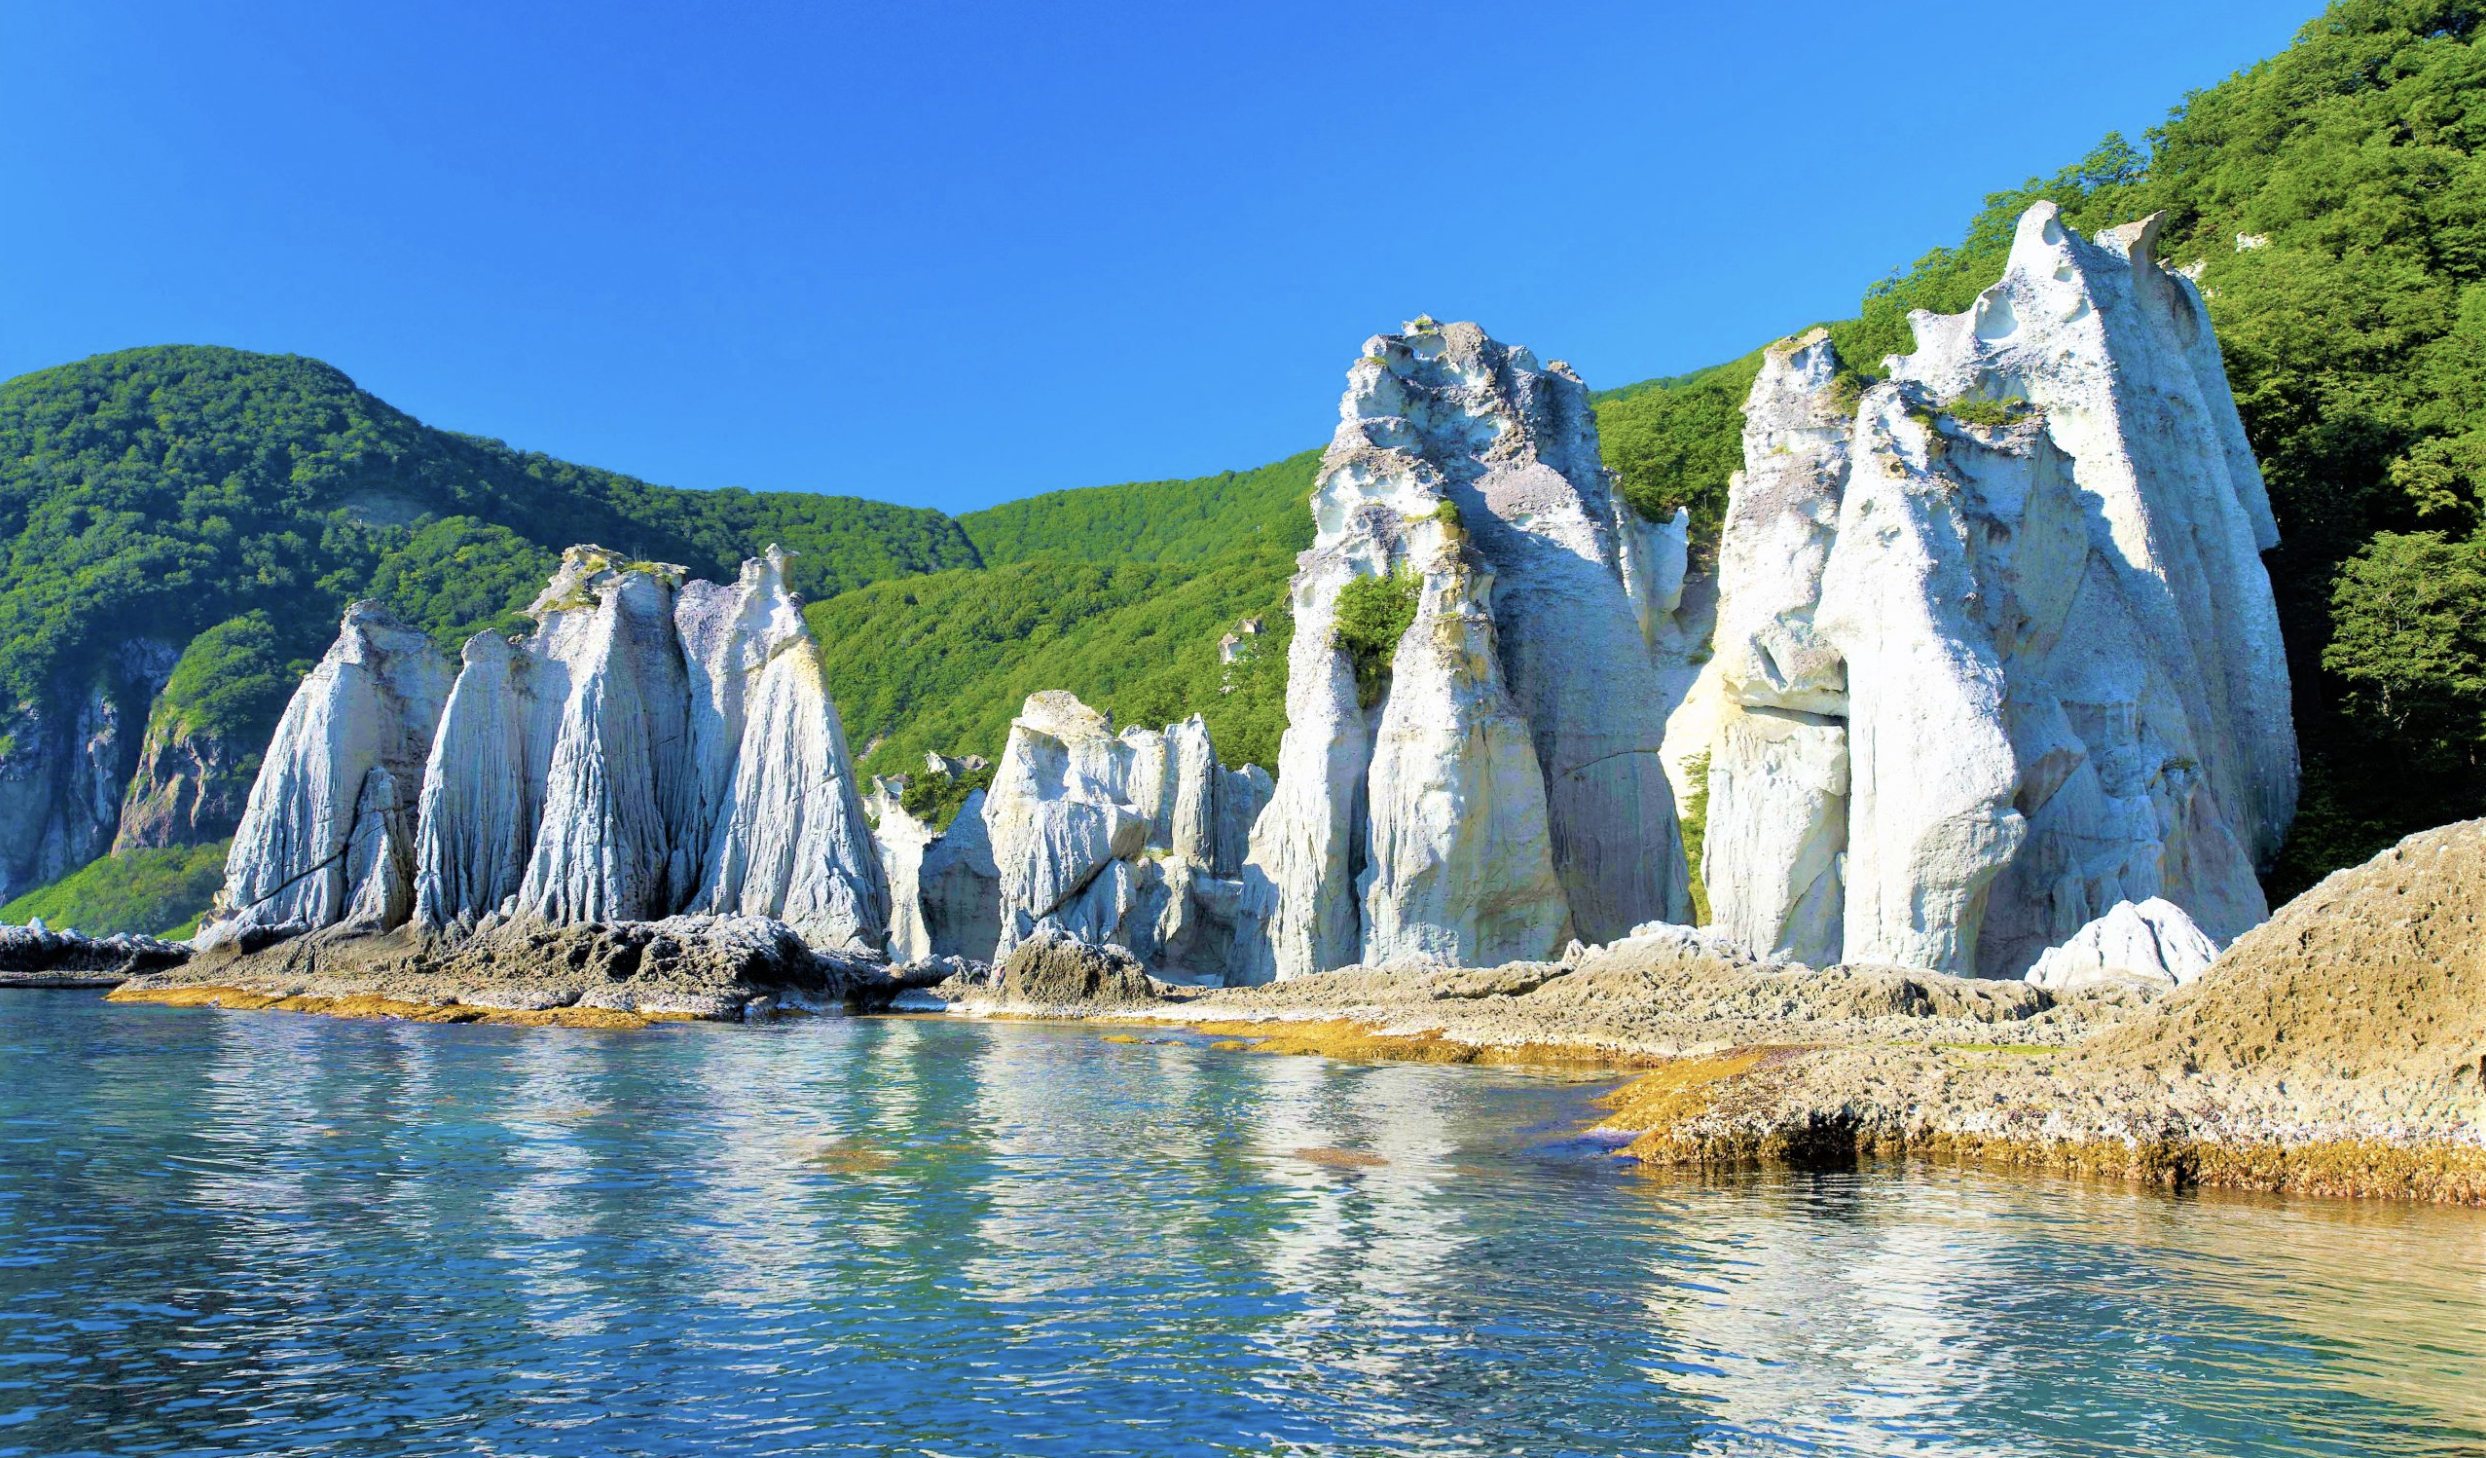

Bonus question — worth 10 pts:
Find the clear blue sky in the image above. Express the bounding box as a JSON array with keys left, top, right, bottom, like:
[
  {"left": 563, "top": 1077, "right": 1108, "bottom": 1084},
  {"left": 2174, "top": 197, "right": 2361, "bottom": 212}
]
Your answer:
[{"left": 3, "top": 1, "right": 2309, "bottom": 515}]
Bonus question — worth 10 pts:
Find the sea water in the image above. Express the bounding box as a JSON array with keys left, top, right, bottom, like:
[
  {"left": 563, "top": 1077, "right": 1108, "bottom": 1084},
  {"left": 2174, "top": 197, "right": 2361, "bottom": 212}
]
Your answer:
[{"left": 0, "top": 992, "right": 2479, "bottom": 1457}]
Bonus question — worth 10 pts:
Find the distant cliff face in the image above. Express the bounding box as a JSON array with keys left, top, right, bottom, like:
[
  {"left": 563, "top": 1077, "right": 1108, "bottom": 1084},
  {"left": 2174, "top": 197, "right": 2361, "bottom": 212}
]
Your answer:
[
  {"left": 1237, "top": 320, "right": 1694, "bottom": 982},
  {"left": 203, "top": 545, "right": 887, "bottom": 954},
  {"left": 1695, "top": 203, "right": 2296, "bottom": 978}
]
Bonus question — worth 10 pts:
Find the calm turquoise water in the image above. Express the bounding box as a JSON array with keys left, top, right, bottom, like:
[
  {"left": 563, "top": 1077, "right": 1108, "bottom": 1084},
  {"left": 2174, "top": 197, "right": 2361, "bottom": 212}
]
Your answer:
[{"left": 1, "top": 994, "right": 2481, "bottom": 1456}]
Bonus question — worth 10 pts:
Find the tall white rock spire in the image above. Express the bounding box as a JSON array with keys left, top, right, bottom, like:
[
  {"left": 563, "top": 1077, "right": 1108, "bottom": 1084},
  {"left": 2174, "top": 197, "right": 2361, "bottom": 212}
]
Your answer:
[{"left": 1237, "top": 319, "right": 1692, "bottom": 981}]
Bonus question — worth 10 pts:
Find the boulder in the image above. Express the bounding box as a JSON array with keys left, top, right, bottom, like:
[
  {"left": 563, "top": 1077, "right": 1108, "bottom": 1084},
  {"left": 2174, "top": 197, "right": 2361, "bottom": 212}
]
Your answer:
[
  {"left": 2024, "top": 897, "right": 2218, "bottom": 993},
  {"left": 996, "top": 925, "right": 1157, "bottom": 1007}
]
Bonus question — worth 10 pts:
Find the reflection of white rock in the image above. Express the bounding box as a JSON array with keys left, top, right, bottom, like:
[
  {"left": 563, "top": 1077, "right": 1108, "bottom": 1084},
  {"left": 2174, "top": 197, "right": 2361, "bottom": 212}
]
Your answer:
[
  {"left": 1239, "top": 319, "right": 1691, "bottom": 981},
  {"left": 1695, "top": 204, "right": 2295, "bottom": 978},
  {"left": 2025, "top": 897, "right": 2218, "bottom": 992}
]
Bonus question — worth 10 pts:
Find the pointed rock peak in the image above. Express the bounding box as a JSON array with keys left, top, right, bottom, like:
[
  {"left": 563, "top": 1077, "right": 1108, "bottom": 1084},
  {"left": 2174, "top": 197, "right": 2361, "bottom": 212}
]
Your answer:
[
  {"left": 2098, "top": 210, "right": 2169, "bottom": 272},
  {"left": 528, "top": 544, "right": 689, "bottom": 616}
]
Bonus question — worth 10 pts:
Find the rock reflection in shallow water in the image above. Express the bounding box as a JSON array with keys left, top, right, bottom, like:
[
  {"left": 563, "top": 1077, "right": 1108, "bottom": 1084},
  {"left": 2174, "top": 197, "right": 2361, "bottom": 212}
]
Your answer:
[{"left": 0, "top": 993, "right": 2478, "bottom": 1458}]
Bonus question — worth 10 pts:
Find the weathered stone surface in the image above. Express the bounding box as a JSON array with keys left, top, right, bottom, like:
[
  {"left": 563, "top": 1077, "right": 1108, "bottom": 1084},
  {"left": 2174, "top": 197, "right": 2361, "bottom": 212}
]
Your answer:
[
  {"left": 206, "top": 603, "right": 451, "bottom": 942},
  {"left": 0, "top": 922, "right": 190, "bottom": 983},
  {"left": 974, "top": 691, "right": 1262, "bottom": 976},
  {"left": 995, "top": 924, "right": 1157, "bottom": 1008},
  {"left": 0, "top": 640, "right": 179, "bottom": 898},
  {"left": 214, "top": 545, "right": 888, "bottom": 957},
  {"left": 2024, "top": 897, "right": 2218, "bottom": 993},
  {"left": 1239, "top": 319, "right": 1689, "bottom": 981},
  {"left": 1687, "top": 204, "right": 2295, "bottom": 978}
]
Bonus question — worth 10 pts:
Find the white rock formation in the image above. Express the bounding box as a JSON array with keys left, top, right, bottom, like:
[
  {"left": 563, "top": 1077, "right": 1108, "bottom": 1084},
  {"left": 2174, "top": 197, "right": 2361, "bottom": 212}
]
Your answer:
[
  {"left": 976, "top": 691, "right": 1264, "bottom": 976},
  {"left": 208, "top": 603, "right": 453, "bottom": 940},
  {"left": 876, "top": 788, "right": 1002, "bottom": 964},
  {"left": 1694, "top": 203, "right": 2295, "bottom": 979},
  {"left": 2024, "top": 897, "right": 2218, "bottom": 993},
  {"left": 1238, "top": 319, "right": 1691, "bottom": 981},
  {"left": 210, "top": 545, "right": 887, "bottom": 954}
]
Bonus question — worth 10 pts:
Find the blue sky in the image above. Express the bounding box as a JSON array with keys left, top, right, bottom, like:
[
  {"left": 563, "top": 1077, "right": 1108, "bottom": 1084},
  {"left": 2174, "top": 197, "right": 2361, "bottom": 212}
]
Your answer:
[{"left": 3, "top": 1, "right": 2308, "bottom": 516}]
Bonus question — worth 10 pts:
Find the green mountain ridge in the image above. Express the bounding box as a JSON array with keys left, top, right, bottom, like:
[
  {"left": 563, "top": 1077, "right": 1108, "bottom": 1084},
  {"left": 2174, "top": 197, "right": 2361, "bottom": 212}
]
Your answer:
[{"left": 12, "top": 0, "right": 2486, "bottom": 935}]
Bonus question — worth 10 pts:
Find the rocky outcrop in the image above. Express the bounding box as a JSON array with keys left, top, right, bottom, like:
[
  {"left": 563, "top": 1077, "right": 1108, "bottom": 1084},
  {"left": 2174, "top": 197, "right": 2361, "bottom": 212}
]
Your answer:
[
  {"left": 112, "top": 712, "right": 241, "bottom": 853},
  {"left": 204, "top": 605, "right": 452, "bottom": 943},
  {"left": 976, "top": 691, "right": 1265, "bottom": 977},
  {"left": 2024, "top": 897, "right": 2217, "bottom": 993},
  {"left": 0, "top": 640, "right": 180, "bottom": 901},
  {"left": 0, "top": 921, "right": 190, "bottom": 984},
  {"left": 1238, "top": 319, "right": 1692, "bottom": 981},
  {"left": 994, "top": 924, "right": 1158, "bottom": 1007},
  {"left": 1694, "top": 204, "right": 2294, "bottom": 979},
  {"left": 202, "top": 546, "right": 888, "bottom": 956}
]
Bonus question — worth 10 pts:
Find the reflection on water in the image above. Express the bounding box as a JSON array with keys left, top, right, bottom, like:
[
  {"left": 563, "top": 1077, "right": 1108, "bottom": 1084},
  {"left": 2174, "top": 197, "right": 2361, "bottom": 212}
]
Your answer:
[{"left": 0, "top": 993, "right": 2479, "bottom": 1457}]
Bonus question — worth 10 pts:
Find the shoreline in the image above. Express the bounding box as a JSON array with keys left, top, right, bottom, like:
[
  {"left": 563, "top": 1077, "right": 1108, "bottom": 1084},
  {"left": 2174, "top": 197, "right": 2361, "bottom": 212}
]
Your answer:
[{"left": 65, "top": 970, "right": 2486, "bottom": 1206}]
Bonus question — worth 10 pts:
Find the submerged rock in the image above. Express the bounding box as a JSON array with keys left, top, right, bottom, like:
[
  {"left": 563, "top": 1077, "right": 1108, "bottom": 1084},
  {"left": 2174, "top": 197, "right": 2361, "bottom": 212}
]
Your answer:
[
  {"left": 1693, "top": 204, "right": 2294, "bottom": 979},
  {"left": 1239, "top": 319, "right": 1692, "bottom": 982}
]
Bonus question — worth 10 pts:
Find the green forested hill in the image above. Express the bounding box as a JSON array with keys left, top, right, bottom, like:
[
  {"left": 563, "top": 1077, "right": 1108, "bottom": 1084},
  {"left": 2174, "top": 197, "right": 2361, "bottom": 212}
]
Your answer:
[{"left": 957, "top": 452, "right": 1319, "bottom": 565}]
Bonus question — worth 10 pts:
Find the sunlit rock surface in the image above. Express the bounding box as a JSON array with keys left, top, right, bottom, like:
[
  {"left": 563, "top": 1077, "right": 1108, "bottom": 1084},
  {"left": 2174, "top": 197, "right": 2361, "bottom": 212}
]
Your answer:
[
  {"left": 2024, "top": 896, "right": 2218, "bottom": 993},
  {"left": 205, "top": 546, "right": 886, "bottom": 955},
  {"left": 977, "top": 692, "right": 1262, "bottom": 977},
  {"left": 1694, "top": 203, "right": 2295, "bottom": 978},
  {"left": 1238, "top": 318, "right": 1691, "bottom": 982}
]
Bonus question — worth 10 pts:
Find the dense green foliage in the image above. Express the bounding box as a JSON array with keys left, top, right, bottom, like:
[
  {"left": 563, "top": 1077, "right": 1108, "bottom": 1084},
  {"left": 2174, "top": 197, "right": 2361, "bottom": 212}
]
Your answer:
[
  {"left": 0, "top": 345, "right": 981, "bottom": 711},
  {"left": 0, "top": 840, "right": 228, "bottom": 937},
  {"left": 1593, "top": 356, "right": 1766, "bottom": 560},
  {"left": 899, "top": 762, "right": 996, "bottom": 831},
  {"left": 959, "top": 452, "right": 1319, "bottom": 566},
  {"left": 1332, "top": 571, "right": 1422, "bottom": 709},
  {"left": 810, "top": 551, "right": 1294, "bottom": 782}
]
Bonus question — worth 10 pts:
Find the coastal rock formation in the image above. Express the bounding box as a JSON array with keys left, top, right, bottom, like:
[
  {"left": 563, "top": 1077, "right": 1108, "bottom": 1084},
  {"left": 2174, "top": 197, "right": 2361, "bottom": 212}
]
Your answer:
[
  {"left": 977, "top": 691, "right": 1266, "bottom": 976},
  {"left": 875, "top": 788, "right": 1002, "bottom": 964},
  {"left": 0, "top": 921, "right": 190, "bottom": 983},
  {"left": 203, "top": 546, "right": 887, "bottom": 955},
  {"left": 1239, "top": 319, "right": 1692, "bottom": 981},
  {"left": 0, "top": 640, "right": 181, "bottom": 901},
  {"left": 206, "top": 605, "right": 452, "bottom": 942},
  {"left": 1696, "top": 203, "right": 2295, "bottom": 978},
  {"left": 2023, "top": 897, "right": 2218, "bottom": 993}
]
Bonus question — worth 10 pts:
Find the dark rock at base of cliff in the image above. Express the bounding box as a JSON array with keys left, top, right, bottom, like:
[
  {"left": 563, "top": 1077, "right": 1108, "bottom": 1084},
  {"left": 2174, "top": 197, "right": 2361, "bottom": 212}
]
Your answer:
[
  {"left": 997, "top": 928, "right": 1158, "bottom": 1008},
  {"left": 0, "top": 923, "right": 191, "bottom": 985},
  {"left": 125, "top": 913, "right": 877, "bottom": 1019}
]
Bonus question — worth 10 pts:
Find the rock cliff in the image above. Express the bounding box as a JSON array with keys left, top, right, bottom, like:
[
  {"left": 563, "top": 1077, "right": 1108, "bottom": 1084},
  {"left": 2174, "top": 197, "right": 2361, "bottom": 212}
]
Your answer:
[
  {"left": 0, "top": 641, "right": 181, "bottom": 901},
  {"left": 1238, "top": 319, "right": 1692, "bottom": 981},
  {"left": 1697, "top": 203, "right": 2295, "bottom": 978},
  {"left": 203, "top": 546, "right": 887, "bottom": 955}
]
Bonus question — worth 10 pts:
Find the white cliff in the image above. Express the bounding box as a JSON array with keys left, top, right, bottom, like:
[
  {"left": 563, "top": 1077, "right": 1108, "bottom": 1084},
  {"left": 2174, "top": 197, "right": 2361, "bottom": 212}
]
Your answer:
[
  {"left": 1238, "top": 319, "right": 1691, "bottom": 981},
  {"left": 210, "top": 545, "right": 887, "bottom": 955},
  {"left": 1694, "top": 203, "right": 2295, "bottom": 979},
  {"left": 208, "top": 603, "right": 453, "bottom": 940}
]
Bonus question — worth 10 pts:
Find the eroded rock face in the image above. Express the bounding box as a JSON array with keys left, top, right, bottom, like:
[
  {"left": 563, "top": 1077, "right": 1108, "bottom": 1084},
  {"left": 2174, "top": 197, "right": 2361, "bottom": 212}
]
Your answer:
[
  {"left": 1695, "top": 203, "right": 2295, "bottom": 978},
  {"left": 207, "top": 604, "right": 451, "bottom": 942},
  {"left": 2024, "top": 897, "right": 2218, "bottom": 993},
  {"left": 0, "top": 640, "right": 180, "bottom": 899},
  {"left": 1238, "top": 319, "right": 1691, "bottom": 982},
  {"left": 208, "top": 546, "right": 887, "bottom": 955},
  {"left": 975, "top": 691, "right": 1260, "bottom": 976}
]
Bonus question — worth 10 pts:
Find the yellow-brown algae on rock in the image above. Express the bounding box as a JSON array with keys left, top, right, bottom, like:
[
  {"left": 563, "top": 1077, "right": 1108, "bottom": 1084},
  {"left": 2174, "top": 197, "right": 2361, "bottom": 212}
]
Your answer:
[
  {"left": 1292, "top": 1147, "right": 1388, "bottom": 1170},
  {"left": 106, "top": 983, "right": 691, "bottom": 1031},
  {"left": 795, "top": 1139, "right": 900, "bottom": 1175},
  {"left": 1186, "top": 1017, "right": 1666, "bottom": 1072}
]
